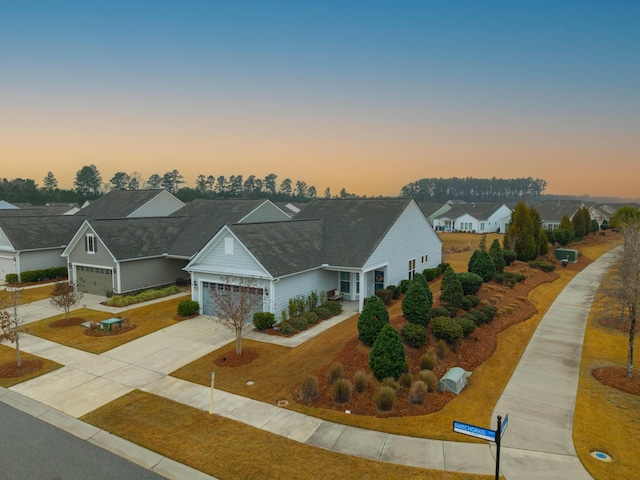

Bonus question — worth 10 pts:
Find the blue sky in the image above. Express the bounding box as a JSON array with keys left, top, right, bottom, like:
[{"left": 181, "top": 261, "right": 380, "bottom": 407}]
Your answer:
[{"left": 2, "top": 1, "right": 638, "bottom": 198}]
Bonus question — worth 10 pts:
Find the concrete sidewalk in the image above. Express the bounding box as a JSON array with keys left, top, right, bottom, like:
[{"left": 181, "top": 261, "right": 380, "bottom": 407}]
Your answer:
[{"left": 1, "top": 250, "right": 618, "bottom": 478}]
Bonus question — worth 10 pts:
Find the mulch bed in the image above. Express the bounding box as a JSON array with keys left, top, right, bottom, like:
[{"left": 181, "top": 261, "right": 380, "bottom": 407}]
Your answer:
[
  {"left": 214, "top": 348, "right": 260, "bottom": 367},
  {"left": 173, "top": 314, "right": 199, "bottom": 321},
  {"left": 0, "top": 360, "right": 44, "bottom": 378},
  {"left": 83, "top": 323, "right": 137, "bottom": 336},
  {"left": 49, "top": 317, "right": 86, "bottom": 328},
  {"left": 592, "top": 366, "right": 640, "bottom": 396},
  {"left": 598, "top": 316, "right": 629, "bottom": 332}
]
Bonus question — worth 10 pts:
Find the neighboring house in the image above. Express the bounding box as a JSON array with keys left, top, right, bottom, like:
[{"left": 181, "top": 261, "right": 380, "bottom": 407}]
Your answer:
[
  {"left": 0, "top": 216, "right": 84, "bottom": 282},
  {"left": 418, "top": 202, "right": 452, "bottom": 226},
  {"left": 530, "top": 202, "right": 583, "bottom": 230},
  {"left": 0, "top": 200, "right": 20, "bottom": 210},
  {"left": 62, "top": 199, "right": 290, "bottom": 295},
  {"left": 76, "top": 189, "right": 185, "bottom": 218},
  {"left": 432, "top": 203, "right": 512, "bottom": 233},
  {"left": 185, "top": 198, "right": 442, "bottom": 315}
]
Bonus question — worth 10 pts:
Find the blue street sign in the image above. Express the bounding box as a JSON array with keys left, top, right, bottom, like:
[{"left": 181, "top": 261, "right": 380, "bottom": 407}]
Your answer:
[
  {"left": 453, "top": 421, "right": 496, "bottom": 442},
  {"left": 500, "top": 414, "right": 508, "bottom": 438}
]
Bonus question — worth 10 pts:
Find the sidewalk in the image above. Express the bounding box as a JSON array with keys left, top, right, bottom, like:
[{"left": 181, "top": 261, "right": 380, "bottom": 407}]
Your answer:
[{"left": 1, "top": 249, "right": 618, "bottom": 478}]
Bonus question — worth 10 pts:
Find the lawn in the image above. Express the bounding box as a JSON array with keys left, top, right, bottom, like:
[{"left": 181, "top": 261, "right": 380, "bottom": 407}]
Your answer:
[
  {"left": 0, "top": 284, "right": 57, "bottom": 305},
  {"left": 81, "top": 390, "right": 494, "bottom": 480},
  {"left": 573, "top": 263, "right": 640, "bottom": 480},
  {"left": 22, "top": 296, "right": 187, "bottom": 354},
  {"left": 0, "top": 344, "right": 62, "bottom": 388},
  {"left": 438, "top": 232, "right": 503, "bottom": 273}
]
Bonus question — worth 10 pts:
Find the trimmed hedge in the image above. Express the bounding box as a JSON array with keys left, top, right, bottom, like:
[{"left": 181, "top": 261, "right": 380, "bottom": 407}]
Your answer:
[
  {"left": 456, "top": 272, "right": 483, "bottom": 296},
  {"left": 401, "top": 323, "right": 428, "bottom": 348},
  {"left": 177, "top": 300, "right": 200, "bottom": 317},
  {"left": 106, "top": 285, "right": 181, "bottom": 307},
  {"left": 314, "top": 306, "right": 332, "bottom": 320},
  {"left": 322, "top": 301, "right": 343, "bottom": 316},
  {"left": 253, "top": 311, "right": 276, "bottom": 330},
  {"left": 494, "top": 272, "right": 526, "bottom": 288},
  {"left": 454, "top": 315, "right": 477, "bottom": 337},
  {"left": 528, "top": 261, "right": 556, "bottom": 273},
  {"left": 432, "top": 316, "right": 463, "bottom": 343},
  {"left": 8, "top": 267, "right": 68, "bottom": 284}
]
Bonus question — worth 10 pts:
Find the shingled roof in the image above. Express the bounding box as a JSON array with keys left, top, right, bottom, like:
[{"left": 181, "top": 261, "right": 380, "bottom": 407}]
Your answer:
[
  {"left": 0, "top": 216, "right": 84, "bottom": 251},
  {"left": 434, "top": 203, "right": 508, "bottom": 220},
  {"left": 294, "top": 198, "right": 413, "bottom": 267},
  {"left": 87, "top": 217, "right": 186, "bottom": 260},
  {"left": 77, "top": 190, "right": 169, "bottom": 219},
  {"left": 228, "top": 219, "right": 324, "bottom": 277}
]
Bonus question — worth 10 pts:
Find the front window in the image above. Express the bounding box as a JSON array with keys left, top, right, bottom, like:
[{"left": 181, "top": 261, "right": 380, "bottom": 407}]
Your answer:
[
  {"left": 340, "top": 272, "right": 351, "bottom": 294},
  {"left": 408, "top": 259, "right": 416, "bottom": 280}
]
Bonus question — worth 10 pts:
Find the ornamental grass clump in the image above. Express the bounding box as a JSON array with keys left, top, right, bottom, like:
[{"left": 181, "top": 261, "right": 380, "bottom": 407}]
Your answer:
[
  {"left": 299, "top": 375, "right": 320, "bottom": 402},
  {"left": 408, "top": 380, "right": 428, "bottom": 405},
  {"left": 398, "top": 371, "right": 413, "bottom": 389},
  {"left": 332, "top": 378, "right": 352, "bottom": 403},
  {"left": 328, "top": 362, "right": 344, "bottom": 384},
  {"left": 374, "top": 386, "right": 396, "bottom": 412},
  {"left": 353, "top": 370, "right": 368, "bottom": 393},
  {"left": 420, "top": 348, "right": 437, "bottom": 371},
  {"left": 419, "top": 369, "right": 438, "bottom": 392}
]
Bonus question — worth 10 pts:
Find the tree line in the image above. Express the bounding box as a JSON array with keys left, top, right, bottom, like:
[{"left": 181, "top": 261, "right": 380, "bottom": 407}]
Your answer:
[
  {"left": 400, "top": 177, "right": 547, "bottom": 203},
  {"left": 0, "top": 165, "right": 358, "bottom": 205}
]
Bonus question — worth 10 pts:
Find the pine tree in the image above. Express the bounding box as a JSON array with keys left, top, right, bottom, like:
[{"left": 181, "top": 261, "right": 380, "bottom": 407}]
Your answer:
[
  {"left": 505, "top": 201, "right": 538, "bottom": 261},
  {"left": 369, "top": 324, "right": 406, "bottom": 381},
  {"left": 470, "top": 250, "right": 496, "bottom": 282},
  {"left": 468, "top": 250, "right": 480, "bottom": 273},
  {"left": 401, "top": 273, "right": 433, "bottom": 326},
  {"left": 489, "top": 239, "right": 506, "bottom": 273},
  {"left": 440, "top": 267, "right": 464, "bottom": 310},
  {"left": 358, "top": 295, "right": 390, "bottom": 346}
]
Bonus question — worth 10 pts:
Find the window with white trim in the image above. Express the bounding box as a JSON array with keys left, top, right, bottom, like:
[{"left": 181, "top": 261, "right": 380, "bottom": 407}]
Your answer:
[
  {"left": 408, "top": 259, "right": 416, "bottom": 280},
  {"left": 86, "top": 234, "right": 96, "bottom": 254}
]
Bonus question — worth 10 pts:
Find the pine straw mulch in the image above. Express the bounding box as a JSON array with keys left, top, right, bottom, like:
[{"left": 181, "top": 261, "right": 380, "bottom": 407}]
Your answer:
[
  {"left": 290, "top": 261, "right": 560, "bottom": 418},
  {"left": 0, "top": 359, "right": 45, "bottom": 378},
  {"left": 592, "top": 366, "right": 640, "bottom": 396},
  {"left": 49, "top": 317, "right": 86, "bottom": 328}
]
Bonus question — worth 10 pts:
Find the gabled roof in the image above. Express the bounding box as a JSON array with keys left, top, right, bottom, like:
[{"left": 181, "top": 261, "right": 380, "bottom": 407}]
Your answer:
[
  {"left": 294, "top": 198, "right": 414, "bottom": 267},
  {"left": 530, "top": 201, "right": 583, "bottom": 222},
  {"left": 168, "top": 199, "right": 276, "bottom": 257},
  {"left": 76, "top": 189, "right": 174, "bottom": 219},
  {"left": 0, "top": 206, "right": 77, "bottom": 216},
  {"left": 227, "top": 220, "right": 324, "bottom": 277},
  {"left": 434, "top": 203, "right": 509, "bottom": 221},
  {"left": 0, "top": 216, "right": 84, "bottom": 251},
  {"left": 418, "top": 202, "right": 449, "bottom": 218},
  {"left": 86, "top": 217, "right": 187, "bottom": 260}
]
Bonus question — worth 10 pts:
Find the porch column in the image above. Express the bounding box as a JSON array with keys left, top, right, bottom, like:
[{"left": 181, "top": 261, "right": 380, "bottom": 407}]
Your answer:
[{"left": 358, "top": 270, "right": 365, "bottom": 313}]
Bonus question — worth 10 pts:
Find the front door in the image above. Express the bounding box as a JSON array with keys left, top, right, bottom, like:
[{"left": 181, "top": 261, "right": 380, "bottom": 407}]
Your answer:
[{"left": 374, "top": 270, "right": 385, "bottom": 291}]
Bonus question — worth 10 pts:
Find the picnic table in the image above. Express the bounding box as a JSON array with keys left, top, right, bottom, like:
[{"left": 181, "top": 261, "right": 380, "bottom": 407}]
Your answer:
[{"left": 100, "top": 317, "right": 123, "bottom": 331}]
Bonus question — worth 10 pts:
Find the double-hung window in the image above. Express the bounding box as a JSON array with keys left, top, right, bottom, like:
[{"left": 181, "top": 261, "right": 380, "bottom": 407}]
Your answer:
[
  {"left": 408, "top": 259, "right": 416, "bottom": 280},
  {"left": 86, "top": 234, "right": 96, "bottom": 254}
]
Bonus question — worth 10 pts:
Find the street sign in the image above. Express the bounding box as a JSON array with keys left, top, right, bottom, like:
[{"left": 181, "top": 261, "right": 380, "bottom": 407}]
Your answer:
[
  {"left": 500, "top": 414, "right": 509, "bottom": 438},
  {"left": 453, "top": 421, "right": 496, "bottom": 442}
]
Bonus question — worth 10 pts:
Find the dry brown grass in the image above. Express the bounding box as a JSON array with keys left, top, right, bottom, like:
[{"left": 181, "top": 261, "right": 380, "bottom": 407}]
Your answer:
[
  {"left": 81, "top": 390, "right": 493, "bottom": 480},
  {"left": 0, "top": 344, "right": 62, "bottom": 387},
  {"left": 0, "top": 285, "right": 56, "bottom": 305},
  {"left": 574, "top": 265, "right": 640, "bottom": 480},
  {"left": 438, "top": 232, "right": 503, "bottom": 273},
  {"left": 22, "top": 296, "right": 187, "bottom": 354}
]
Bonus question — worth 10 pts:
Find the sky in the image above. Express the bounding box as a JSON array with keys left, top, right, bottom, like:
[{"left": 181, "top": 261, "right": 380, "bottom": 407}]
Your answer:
[{"left": 1, "top": 1, "right": 639, "bottom": 199}]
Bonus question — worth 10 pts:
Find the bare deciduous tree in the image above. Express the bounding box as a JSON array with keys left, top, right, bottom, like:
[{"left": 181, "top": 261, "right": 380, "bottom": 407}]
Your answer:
[
  {"left": 0, "top": 287, "right": 26, "bottom": 367},
  {"left": 208, "top": 277, "right": 264, "bottom": 355},
  {"left": 49, "top": 281, "right": 84, "bottom": 322}
]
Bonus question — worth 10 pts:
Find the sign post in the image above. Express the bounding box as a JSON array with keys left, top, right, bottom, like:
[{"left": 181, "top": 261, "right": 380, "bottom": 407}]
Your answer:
[
  {"left": 453, "top": 414, "right": 508, "bottom": 480},
  {"left": 209, "top": 371, "right": 215, "bottom": 415}
]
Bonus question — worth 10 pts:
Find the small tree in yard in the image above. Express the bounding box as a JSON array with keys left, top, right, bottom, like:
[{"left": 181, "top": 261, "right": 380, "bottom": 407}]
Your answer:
[
  {"left": 209, "top": 276, "right": 264, "bottom": 355},
  {"left": 358, "top": 295, "right": 390, "bottom": 346},
  {"left": 489, "top": 239, "right": 506, "bottom": 273},
  {"left": 469, "top": 250, "right": 496, "bottom": 282},
  {"left": 369, "top": 324, "right": 406, "bottom": 381},
  {"left": 0, "top": 287, "right": 26, "bottom": 367},
  {"left": 401, "top": 273, "right": 432, "bottom": 326},
  {"left": 49, "top": 282, "right": 84, "bottom": 321},
  {"left": 440, "top": 267, "right": 464, "bottom": 310}
]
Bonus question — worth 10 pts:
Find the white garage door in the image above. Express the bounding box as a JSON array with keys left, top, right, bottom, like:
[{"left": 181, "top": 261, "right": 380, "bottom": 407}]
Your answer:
[
  {"left": 202, "top": 282, "right": 264, "bottom": 319},
  {"left": 0, "top": 255, "right": 16, "bottom": 283},
  {"left": 76, "top": 265, "right": 113, "bottom": 295}
]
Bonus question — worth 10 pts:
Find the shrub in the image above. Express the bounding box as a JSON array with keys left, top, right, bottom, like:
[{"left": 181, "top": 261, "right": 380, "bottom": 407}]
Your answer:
[
  {"left": 460, "top": 296, "right": 474, "bottom": 311},
  {"left": 457, "top": 272, "right": 483, "bottom": 296},
  {"left": 419, "top": 370, "right": 439, "bottom": 392},
  {"left": 420, "top": 348, "right": 437, "bottom": 370},
  {"left": 469, "top": 250, "right": 496, "bottom": 282},
  {"left": 322, "top": 301, "right": 343, "bottom": 316},
  {"left": 374, "top": 386, "right": 396, "bottom": 411},
  {"left": 401, "top": 323, "right": 428, "bottom": 348},
  {"left": 354, "top": 370, "right": 368, "bottom": 393},
  {"left": 494, "top": 271, "right": 526, "bottom": 287},
  {"left": 375, "top": 288, "right": 394, "bottom": 305},
  {"left": 432, "top": 316, "right": 463, "bottom": 344},
  {"left": 545, "top": 229, "right": 557, "bottom": 245},
  {"left": 438, "top": 262, "right": 450, "bottom": 272},
  {"left": 422, "top": 268, "right": 439, "bottom": 281},
  {"left": 177, "top": 300, "right": 200, "bottom": 317},
  {"left": 387, "top": 285, "right": 401, "bottom": 299},
  {"left": 302, "top": 311, "right": 318, "bottom": 325},
  {"left": 430, "top": 306, "right": 451, "bottom": 318},
  {"left": 253, "top": 311, "right": 276, "bottom": 330},
  {"left": 279, "top": 322, "right": 294, "bottom": 335},
  {"left": 381, "top": 377, "right": 400, "bottom": 391},
  {"left": 398, "top": 372, "right": 413, "bottom": 389},
  {"left": 106, "top": 285, "right": 181, "bottom": 307},
  {"left": 440, "top": 267, "right": 464, "bottom": 310},
  {"left": 328, "top": 362, "right": 344, "bottom": 384},
  {"left": 454, "top": 315, "right": 477, "bottom": 337},
  {"left": 489, "top": 239, "right": 506, "bottom": 273},
  {"left": 465, "top": 295, "right": 481, "bottom": 307},
  {"left": 472, "top": 304, "right": 498, "bottom": 325},
  {"left": 398, "top": 279, "right": 411, "bottom": 294},
  {"left": 467, "top": 250, "right": 480, "bottom": 273},
  {"left": 314, "top": 307, "right": 332, "bottom": 320},
  {"left": 358, "top": 295, "right": 390, "bottom": 346},
  {"left": 369, "top": 324, "right": 406, "bottom": 381},
  {"left": 408, "top": 380, "right": 428, "bottom": 404},
  {"left": 528, "top": 261, "right": 556, "bottom": 273},
  {"left": 288, "top": 315, "right": 308, "bottom": 332},
  {"left": 300, "top": 375, "right": 320, "bottom": 402},
  {"left": 306, "top": 290, "right": 319, "bottom": 311},
  {"left": 402, "top": 273, "right": 433, "bottom": 326},
  {"left": 5, "top": 274, "right": 18, "bottom": 284},
  {"left": 332, "top": 378, "right": 352, "bottom": 403},
  {"left": 503, "top": 249, "right": 517, "bottom": 266},
  {"left": 436, "top": 339, "right": 449, "bottom": 359}
]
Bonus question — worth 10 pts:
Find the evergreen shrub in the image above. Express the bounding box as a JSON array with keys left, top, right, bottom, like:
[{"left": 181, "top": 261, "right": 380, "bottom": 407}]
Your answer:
[
  {"left": 432, "top": 316, "right": 463, "bottom": 344},
  {"left": 314, "top": 307, "right": 332, "bottom": 320},
  {"left": 322, "top": 301, "right": 343, "bottom": 316},
  {"left": 457, "top": 272, "right": 483, "bottom": 295},
  {"left": 369, "top": 324, "right": 406, "bottom": 381},
  {"left": 177, "top": 300, "right": 200, "bottom": 317},
  {"left": 400, "top": 323, "right": 428, "bottom": 348},
  {"left": 375, "top": 288, "right": 394, "bottom": 305},
  {"left": 253, "top": 311, "right": 276, "bottom": 330},
  {"left": 358, "top": 295, "right": 390, "bottom": 346}
]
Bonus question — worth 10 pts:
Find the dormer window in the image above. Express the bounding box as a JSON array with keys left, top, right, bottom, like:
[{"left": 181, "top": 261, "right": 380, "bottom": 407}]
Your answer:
[{"left": 86, "top": 233, "right": 97, "bottom": 254}]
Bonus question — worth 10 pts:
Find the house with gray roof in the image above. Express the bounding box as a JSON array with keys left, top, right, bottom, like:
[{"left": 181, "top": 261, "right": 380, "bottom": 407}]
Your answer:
[
  {"left": 185, "top": 198, "right": 442, "bottom": 314},
  {"left": 76, "top": 189, "right": 184, "bottom": 219},
  {"left": 432, "top": 203, "right": 512, "bottom": 233},
  {"left": 0, "top": 216, "right": 84, "bottom": 282},
  {"left": 62, "top": 199, "right": 290, "bottom": 295},
  {"left": 529, "top": 201, "right": 583, "bottom": 230}
]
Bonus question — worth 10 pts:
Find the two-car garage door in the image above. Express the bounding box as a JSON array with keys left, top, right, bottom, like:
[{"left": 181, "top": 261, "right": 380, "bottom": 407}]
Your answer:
[
  {"left": 202, "top": 282, "right": 264, "bottom": 318},
  {"left": 76, "top": 266, "right": 113, "bottom": 295}
]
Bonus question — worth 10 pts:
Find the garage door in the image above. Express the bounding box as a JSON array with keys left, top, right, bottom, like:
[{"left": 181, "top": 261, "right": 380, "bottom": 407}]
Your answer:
[
  {"left": 0, "top": 255, "right": 16, "bottom": 283},
  {"left": 202, "top": 282, "right": 264, "bottom": 320},
  {"left": 76, "top": 266, "right": 113, "bottom": 295}
]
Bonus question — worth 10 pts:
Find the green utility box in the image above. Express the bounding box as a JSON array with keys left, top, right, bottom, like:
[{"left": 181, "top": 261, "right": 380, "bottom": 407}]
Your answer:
[{"left": 555, "top": 248, "right": 579, "bottom": 264}]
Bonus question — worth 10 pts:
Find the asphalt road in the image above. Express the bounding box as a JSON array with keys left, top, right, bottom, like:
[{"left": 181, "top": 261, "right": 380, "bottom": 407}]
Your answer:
[{"left": 0, "top": 402, "right": 164, "bottom": 480}]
